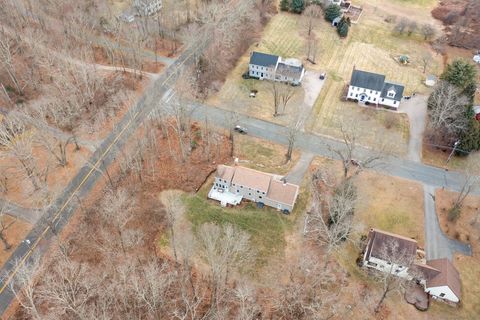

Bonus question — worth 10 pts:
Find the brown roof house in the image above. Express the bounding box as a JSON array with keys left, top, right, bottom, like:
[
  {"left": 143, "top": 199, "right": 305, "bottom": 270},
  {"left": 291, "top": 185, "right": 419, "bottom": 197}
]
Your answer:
[
  {"left": 363, "top": 228, "right": 462, "bottom": 304},
  {"left": 208, "top": 165, "right": 299, "bottom": 213}
]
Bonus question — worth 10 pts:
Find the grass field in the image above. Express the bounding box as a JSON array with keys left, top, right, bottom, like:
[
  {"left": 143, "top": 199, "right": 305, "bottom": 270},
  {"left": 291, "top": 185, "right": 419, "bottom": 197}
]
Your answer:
[{"left": 233, "top": 135, "right": 300, "bottom": 175}]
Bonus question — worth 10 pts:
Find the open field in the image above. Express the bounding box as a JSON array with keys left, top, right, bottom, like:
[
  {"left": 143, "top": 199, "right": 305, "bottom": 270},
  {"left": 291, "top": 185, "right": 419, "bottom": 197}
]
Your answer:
[{"left": 433, "top": 189, "right": 480, "bottom": 319}]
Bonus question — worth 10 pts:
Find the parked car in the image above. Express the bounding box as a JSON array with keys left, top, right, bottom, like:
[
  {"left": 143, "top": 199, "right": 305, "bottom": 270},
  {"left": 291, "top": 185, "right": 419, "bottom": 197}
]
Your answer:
[{"left": 234, "top": 125, "right": 248, "bottom": 134}]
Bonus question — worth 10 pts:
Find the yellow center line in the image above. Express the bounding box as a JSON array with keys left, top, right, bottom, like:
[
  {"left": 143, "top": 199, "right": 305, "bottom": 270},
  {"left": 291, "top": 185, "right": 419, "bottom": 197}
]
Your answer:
[{"left": 0, "top": 48, "right": 197, "bottom": 295}]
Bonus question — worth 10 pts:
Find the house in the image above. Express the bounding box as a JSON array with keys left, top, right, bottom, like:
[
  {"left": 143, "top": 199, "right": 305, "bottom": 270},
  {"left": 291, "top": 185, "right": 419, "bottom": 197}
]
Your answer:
[
  {"left": 248, "top": 51, "right": 305, "bottom": 85},
  {"left": 424, "top": 258, "right": 461, "bottom": 303},
  {"left": 363, "top": 228, "right": 418, "bottom": 279},
  {"left": 473, "top": 54, "right": 480, "bottom": 64},
  {"left": 425, "top": 75, "right": 437, "bottom": 87},
  {"left": 362, "top": 228, "right": 462, "bottom": 304},
  {"left": 473, "top": 106, "right": 480, "bottom": 121},
  {"left": 347, "top": 69, "right": 405, "bottom": 109},
  {"left": 208, "top": 165, "right": 299, "bottom": 213},
  {"left": 134, "top": 0, "right": 162, "bottom": 16}
]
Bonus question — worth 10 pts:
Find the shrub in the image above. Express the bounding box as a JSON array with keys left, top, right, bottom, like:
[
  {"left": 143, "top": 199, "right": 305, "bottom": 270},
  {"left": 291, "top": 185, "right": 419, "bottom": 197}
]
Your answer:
[
  {"left": 290, "top": 0, "right": 305, "bottom": 14},
  {"left": 324, "top": 4, "right": 341, "bottom": 22},
  {"left": 447, "top": 203, "right": 462, "bottom": 222},
  {"left": 336, "top": 16, "right": 350, "bottom": 37},
  {"left": 280, "top": 0, "right": 289, "bottom": 11}
]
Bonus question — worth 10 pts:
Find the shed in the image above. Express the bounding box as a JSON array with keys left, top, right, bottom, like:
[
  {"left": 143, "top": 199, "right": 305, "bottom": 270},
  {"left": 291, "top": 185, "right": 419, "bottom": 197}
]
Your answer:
[
  {"left": 332, "top": 16, "right": 342, "bottom": 27},
  {"left": 425, "top": 75, "right": 437, "bottom": 87}
]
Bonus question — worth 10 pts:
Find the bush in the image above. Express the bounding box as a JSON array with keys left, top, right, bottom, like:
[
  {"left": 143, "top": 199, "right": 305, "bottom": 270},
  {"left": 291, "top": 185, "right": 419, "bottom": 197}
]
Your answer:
[
  {"left": 280, "top": 0, "right": 289, "bottom": 11},
  {"left": 290, "top": 0, "right": 305, "bottom": 14},
  {"left": 336, "top": 17, "right": 350, "bottom": 37},
  {"left": 324, "top": 4, "right": 341, "bottom": 22},
  {"left": 447, "top": 203, "right": 462, "bottom": 222}
]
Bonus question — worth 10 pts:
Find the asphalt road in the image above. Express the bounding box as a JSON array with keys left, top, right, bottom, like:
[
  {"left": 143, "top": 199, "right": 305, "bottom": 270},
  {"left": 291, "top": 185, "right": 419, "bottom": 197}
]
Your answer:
[
  {"left": 0, "top": 41, "right": 205, "bottom": 316},
  {"left": 190, "top": 103, "right": 477, "bottom": 195}
]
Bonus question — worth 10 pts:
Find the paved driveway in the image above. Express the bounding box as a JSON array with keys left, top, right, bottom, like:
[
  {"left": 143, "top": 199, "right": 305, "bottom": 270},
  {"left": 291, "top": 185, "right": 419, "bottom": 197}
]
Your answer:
[
  {"left": 398, "top": 95, "right": 428, "bottom": 163},
  {"left": 423, "top": 184, "right": 472, "bottom": 261},
  {"left": 285, "top": 152, "right": 315, "bottom": 185}
]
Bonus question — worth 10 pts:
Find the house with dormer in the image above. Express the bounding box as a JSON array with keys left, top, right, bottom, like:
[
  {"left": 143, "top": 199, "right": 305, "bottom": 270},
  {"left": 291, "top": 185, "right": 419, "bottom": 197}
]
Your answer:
[
  {"left": 347, "top": 69, "right": 405, "bottom": 109},
  {"left": 248, "top": 51, "right": 305, "bottom": 85}
]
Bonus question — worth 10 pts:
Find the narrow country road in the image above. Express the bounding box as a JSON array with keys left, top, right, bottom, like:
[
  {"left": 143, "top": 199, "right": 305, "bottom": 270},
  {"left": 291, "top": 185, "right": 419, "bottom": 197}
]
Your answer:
[{"left": 423, "top": 184, "right": 472, "bottom": 261}]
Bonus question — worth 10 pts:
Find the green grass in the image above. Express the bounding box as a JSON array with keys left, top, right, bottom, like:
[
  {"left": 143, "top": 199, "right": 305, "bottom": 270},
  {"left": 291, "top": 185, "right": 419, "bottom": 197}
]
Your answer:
[{"left": 184, "top": 195, "right": 291, "bottom": 266}]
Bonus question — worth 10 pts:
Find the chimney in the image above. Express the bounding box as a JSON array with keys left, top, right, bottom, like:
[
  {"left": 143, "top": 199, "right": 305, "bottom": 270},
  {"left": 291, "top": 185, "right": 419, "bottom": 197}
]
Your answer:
[{"left": 281, "top": 177, "right": 287, "bottom": 186}]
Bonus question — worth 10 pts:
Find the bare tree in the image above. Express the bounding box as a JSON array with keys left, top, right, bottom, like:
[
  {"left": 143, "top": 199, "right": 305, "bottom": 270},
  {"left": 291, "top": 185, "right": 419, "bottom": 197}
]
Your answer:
[
  {"left": 0, "top": 113, "right": 44, "bottom": 190},
  {"left": 427, "top": 81, "right": 470, "bottom": 140},
  {"left": 286, "top": 107, "right": 307, "bottom": 162},
  {"left": 306, "top": 177, "right": 357, "bottom": 253},
  {"left": 328, "top": 124, "right": 383, "bottom": 179},
  {"left": 448, "top": 172, "right": 478, "bottom": 221},
  {"left": 406, "top": 20, "right": 417, "bottom": 36},
  {"left": 394, "top": 18, "right": 408, "bottom": 34},
  {"left": 0, "top": 204, "right": 15, "bottom": 251},
  {"left": 420, "top": 24, "right": 436, "bottom": 41},
  {"left": 0, "top": 31, "right": 24, "bottom": 95},
  {"left": 197, "top": 223, "right": 253, "bottom": 313},
  {"left": 302, "top": 5, "right": 321, "bottom": 36},
  {"left": 421, "top": 52, "right": 431, "bottom": 74},
  {"left": 270, "top": 80, "right": 282, "bottom": 117},
  {"left": 370, "top": 239, "right": 418, "bottom": 313},
  {"left": 280, "top": 83, "right": 297, "bottom": 113},
  {"left": 159, "top": 190, "right": 185, "bottom": 264},
  {"left": 306, "top": 35, "right": 319, "bottom": 64}
]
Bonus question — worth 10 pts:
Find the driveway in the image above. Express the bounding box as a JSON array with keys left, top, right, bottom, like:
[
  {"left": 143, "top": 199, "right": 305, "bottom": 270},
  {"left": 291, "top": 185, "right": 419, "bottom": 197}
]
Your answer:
[
  {"left": 423, "top": 184, "right": 472, "bottom": 261},
  {"left": 302, "top": 71, "right": 325, "bottom": 109},
  {"left": 398, "top": 95, "right": 428, "bottom": 163},
  {"left": 285, "top": 152, "right": 315, "bottom": 185}
]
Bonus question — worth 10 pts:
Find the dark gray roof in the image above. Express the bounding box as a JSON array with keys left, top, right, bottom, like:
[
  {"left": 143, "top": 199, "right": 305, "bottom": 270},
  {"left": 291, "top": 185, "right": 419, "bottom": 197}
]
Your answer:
[
  {"left": 350, "top": 69, "right": 385, "bottom": 91},
  {"left": 250, "top": 51, "right": 279, "bottom": 68},
  {"left": 380, "top": 82, "right": 405, "bottom": 102},
  {"left": 276, "top": 62, "right": 303, "bottom": 79}
]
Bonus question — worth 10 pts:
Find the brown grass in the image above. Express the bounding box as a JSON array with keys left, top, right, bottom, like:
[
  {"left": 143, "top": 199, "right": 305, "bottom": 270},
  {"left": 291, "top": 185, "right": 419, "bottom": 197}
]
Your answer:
[{"left": 0, "top": 216, "right": 32, "bottom": 268}]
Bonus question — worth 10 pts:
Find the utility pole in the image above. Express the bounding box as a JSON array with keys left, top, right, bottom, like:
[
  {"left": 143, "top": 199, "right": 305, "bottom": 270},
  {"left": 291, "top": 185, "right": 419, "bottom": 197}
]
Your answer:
[{"left": 446, "top": 140, "right": 460, "bottom": 164}]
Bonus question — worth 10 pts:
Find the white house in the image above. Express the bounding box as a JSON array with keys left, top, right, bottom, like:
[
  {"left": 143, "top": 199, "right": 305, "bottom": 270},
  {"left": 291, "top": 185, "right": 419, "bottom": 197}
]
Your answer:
[
  {"left": 248, "top": 51, "right": 305, "bottom": 85},
  {"left": 363, "top": 228, "right": 462, "bottom": 304},
  {"left": 425, "top": 258, "right": 461, "bottom": 303},
  {"left": 134, "top": 0, "right": 162, "bottom": 16},
  {"left": 347, "top": 69, "right": 405, "bottom": 110},
  {"left": 208, "top": 165, "right": 299, "bottom": 213}
]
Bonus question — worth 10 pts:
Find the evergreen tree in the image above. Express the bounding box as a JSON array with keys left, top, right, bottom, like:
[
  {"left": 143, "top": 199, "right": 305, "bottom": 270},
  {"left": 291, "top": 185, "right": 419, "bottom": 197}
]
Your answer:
[
  {"left": 280, "top": 0, "right": 290, "bottom": 11},
  {"left": 441, "top": 59, "right": 477, "bottom": 100},
  {"left": 337, "top": 17, "right": 350, "bottom": 37},
  {"left": 324, "top": 4, "right": 341, "bottom": 22},
  {"left": 290, "top": 0, "right": 305, "bottom": 14}
]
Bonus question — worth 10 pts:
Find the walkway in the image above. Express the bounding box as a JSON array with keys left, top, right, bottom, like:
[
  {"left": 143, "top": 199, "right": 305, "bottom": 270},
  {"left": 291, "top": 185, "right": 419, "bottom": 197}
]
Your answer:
[{"left": 423, "top": 184, "right": 472, "bottom": 261}]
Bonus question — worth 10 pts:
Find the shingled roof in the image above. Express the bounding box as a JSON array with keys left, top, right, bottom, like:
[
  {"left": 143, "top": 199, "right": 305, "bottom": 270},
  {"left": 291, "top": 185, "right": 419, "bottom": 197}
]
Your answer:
[
  {"left": 365, "top": 229, "right": 417, "bottom": 263},
  {"left": 350, "top": 69, "right": 386, "bottom": 91},
  {"left": 249, "top": 51, "right": 279, "bottom": 68},
  {"left": 426, "top": 258, "right": 461, "bottom": 300},
  {"left": 380, "top": 82, "right": 405, "bottom": 102}
]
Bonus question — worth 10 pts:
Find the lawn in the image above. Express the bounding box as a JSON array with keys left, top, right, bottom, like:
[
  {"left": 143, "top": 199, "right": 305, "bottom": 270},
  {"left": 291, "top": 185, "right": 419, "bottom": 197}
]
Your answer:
[
  {"left": 233, "top": 134, "right": 301, "bottom": 175},
  {"left": 185, "top": 193, "right": 291, "bottom": 266}
]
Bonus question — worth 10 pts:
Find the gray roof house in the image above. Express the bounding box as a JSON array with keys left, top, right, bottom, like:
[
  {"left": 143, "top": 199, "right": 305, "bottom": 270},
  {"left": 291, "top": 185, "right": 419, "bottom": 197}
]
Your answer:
[
  {"left": 347, "top": 69, "right": 405, "bottom": 109},
  {"left": 249, "top": 51, "right": 305, "bottom": 85}
]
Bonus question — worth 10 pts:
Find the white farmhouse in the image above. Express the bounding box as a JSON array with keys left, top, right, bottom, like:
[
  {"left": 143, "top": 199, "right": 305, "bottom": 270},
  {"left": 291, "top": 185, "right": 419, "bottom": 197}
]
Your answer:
[
  {"left": 363, "top": 228, "right": 462, "bottom": 304},
  {"left": 248, "top": 51, "right": 305, "bottom": 85},
  {"left": 347, "top": 69, "right": 405, "bottom": 110},
  {"left": 208, "top": 165, "right": 299, "bottom": 213}
]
